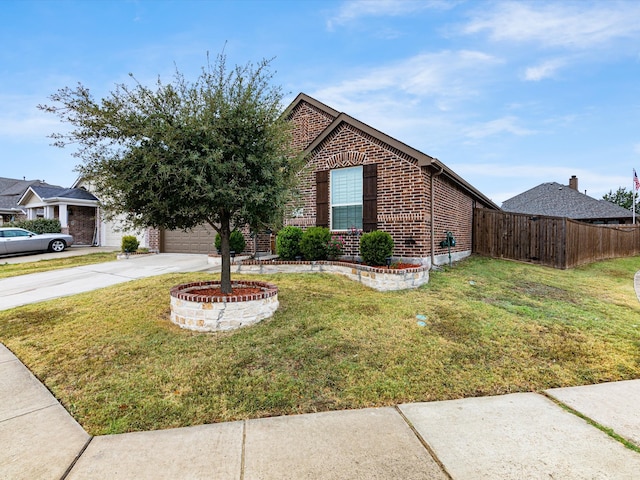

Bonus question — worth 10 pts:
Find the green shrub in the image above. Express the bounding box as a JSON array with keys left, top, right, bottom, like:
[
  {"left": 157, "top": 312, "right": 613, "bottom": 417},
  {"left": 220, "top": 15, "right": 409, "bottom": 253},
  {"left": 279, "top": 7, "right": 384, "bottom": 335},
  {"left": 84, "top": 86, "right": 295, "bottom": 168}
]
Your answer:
[
  {"left": 299, "top": 226, "right": 331, "bottom": 261},
  {"left": 121, "top": 235, "right": 140, "bottom": 253},
  {"left": 214, "top": 230, "right": 247, "bottom": 254},
  {"left": 8, "top": 218, "right": 61, "bottom": 234},
  {"left": 276, "top": 226, "right": 303, "bottom": 260},
  {"left": 359, "top": 230, "right": 394, "bottom": 266}
]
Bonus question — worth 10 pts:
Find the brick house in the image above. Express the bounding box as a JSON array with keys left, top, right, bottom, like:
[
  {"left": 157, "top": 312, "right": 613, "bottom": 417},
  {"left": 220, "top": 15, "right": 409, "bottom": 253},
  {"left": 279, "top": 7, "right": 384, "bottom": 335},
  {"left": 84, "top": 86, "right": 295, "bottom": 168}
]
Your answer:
[
  {"left": 18, "top": 185, "right": 100, "bottom": 245},
  {"left": 148, "top": 93, "right": 499, "bottom": 264},
  {"left": 281, "top": 93, "right": 499, "bottom": 266}
]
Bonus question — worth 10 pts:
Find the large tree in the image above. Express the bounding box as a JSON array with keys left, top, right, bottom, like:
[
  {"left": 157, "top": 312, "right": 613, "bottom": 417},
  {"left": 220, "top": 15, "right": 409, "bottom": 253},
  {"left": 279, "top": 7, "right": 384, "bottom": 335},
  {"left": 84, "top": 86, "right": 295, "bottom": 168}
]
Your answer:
[
  {"left": 602, "top": 187, "right": 640, "bottom": 215},
  {"left": 40, "top": 54, "right": 303, "bottom": 293}
]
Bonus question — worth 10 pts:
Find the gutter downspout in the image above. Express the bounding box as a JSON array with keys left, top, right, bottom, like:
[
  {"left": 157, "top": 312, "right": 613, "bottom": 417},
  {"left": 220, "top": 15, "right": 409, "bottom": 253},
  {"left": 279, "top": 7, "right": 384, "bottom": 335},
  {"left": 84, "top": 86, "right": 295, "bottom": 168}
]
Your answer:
[{"left": 430, "top": 164, "right": 444, "bottom": 268}]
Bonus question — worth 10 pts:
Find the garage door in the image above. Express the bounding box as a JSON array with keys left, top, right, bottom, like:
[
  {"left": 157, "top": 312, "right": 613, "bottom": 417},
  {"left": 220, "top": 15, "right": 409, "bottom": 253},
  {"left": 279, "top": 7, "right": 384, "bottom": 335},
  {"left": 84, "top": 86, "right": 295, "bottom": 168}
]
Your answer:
[{"left": 161, "top": 224, "right": 217, "bottom": 254}]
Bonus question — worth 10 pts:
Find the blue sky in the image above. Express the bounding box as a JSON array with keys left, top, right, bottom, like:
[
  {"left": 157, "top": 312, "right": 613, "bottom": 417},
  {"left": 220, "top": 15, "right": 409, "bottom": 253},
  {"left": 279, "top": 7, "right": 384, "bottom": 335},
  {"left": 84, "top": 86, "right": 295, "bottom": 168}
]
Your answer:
[{"left": 2, "top": 0, "right": 640, "bottom": 204}]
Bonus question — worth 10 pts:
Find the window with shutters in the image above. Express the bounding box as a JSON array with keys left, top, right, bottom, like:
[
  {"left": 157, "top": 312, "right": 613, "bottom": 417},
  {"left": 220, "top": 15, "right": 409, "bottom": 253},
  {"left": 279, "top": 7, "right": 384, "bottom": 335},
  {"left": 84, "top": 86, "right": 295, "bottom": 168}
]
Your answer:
[{"left": 330, "top": 166, "right": 362, "bottom": 230}]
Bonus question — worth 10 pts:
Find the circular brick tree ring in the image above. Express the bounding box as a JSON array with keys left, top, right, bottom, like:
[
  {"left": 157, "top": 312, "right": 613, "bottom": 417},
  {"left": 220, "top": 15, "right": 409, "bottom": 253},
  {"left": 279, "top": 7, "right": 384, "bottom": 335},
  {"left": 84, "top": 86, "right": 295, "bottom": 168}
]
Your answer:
[{"left": 170, "top": 281, "right": 278, "bottom": 332}]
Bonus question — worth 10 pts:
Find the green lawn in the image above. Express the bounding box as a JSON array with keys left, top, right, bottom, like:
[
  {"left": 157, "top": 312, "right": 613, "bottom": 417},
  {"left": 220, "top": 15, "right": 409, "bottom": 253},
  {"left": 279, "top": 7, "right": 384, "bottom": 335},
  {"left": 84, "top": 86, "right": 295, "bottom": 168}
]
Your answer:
[{"left": 1, "top": 255, "right": 639, "bottom": 435}]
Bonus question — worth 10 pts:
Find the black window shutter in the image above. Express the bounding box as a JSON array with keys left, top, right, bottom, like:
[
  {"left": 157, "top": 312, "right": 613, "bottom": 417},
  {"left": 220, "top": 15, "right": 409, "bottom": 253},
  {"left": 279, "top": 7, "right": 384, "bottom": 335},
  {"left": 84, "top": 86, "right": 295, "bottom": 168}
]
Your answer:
[
  {"left": 362, "top": 163, "right": 377, "bottom": 232},
  {"left": 316, "top": 170, "right": 329, "bottom": 227}
]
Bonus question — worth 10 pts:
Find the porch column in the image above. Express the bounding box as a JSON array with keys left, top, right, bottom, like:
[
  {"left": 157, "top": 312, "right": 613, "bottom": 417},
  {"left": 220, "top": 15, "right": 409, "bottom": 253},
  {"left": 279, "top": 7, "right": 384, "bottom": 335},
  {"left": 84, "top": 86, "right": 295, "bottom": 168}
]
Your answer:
[
  {"left": 59, "top": 204, "right": 69, "bottom": 234},
  {"left": 27, "top": 208, "right": 36, "bottom": 220},
  {"left": 44, "top": 205, "right": 55, "bottom": 219}
]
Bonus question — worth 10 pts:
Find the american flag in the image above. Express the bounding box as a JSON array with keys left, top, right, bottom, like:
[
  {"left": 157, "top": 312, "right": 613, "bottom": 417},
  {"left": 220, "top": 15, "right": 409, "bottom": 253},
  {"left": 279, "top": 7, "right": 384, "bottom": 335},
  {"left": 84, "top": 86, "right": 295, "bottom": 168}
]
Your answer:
[{"left": 635, "top": 169, "right": 640, "bottom": 191}]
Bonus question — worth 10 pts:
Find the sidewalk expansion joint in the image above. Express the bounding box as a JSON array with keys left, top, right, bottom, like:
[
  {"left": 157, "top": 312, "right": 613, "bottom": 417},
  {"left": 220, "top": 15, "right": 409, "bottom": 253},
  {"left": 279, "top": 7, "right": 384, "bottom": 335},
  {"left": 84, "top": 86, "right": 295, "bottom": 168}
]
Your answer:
[
  {"left": 541, "top": 392, "right": 640, "bottom": 454},
  {"left": 394, "top": 405, "right": 454, "bottom": 480},
  {"left": 0, "top": 401, "right": 60, "bottom": 424},
  {"left": 59, "top": 435, "right": 94, "bottom": 480},
  {"left": 239, "top": 420, "right": 247, "bottom": 480}
]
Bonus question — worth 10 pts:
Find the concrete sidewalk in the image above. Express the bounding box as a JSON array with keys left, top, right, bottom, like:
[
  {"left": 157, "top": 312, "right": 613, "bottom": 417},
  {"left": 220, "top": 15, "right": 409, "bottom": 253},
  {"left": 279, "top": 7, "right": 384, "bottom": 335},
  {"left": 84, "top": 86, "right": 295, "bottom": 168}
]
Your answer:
[
  {"left": 1, "top": 342, "right": 639, "bottom": 479},
  {"left": 0, "top": 253, "right": 213, "bottom": 310}
]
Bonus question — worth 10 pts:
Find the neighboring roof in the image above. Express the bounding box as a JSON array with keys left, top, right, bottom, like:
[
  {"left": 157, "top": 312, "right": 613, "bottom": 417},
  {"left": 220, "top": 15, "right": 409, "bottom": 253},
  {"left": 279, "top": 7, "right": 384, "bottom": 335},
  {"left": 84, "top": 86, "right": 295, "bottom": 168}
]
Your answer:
[
  {"left": 501, "top": 182, "right": 633, "bottom": 220},
  {"left": 288, "top": 94, "right": 500, "bottom": 210},
  {"left": 30, "top": 185, "right": 98, "bottom": 201},
  {"left": 19, "top": 185, "right": 99, "bottom": 205},
  {"left": 0, "top": 177, "right": 59, "bottom": 213}
]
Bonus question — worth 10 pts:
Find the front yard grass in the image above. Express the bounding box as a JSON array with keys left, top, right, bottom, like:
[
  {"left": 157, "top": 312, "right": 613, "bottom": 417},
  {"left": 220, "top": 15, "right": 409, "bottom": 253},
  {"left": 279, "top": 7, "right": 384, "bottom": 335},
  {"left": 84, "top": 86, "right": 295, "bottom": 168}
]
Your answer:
[
  {"left": 0, "top": 255, "right": 639, "bottom": 435},
  {"left": 0, "top": 251, "right": 118, "bottom": 279}
]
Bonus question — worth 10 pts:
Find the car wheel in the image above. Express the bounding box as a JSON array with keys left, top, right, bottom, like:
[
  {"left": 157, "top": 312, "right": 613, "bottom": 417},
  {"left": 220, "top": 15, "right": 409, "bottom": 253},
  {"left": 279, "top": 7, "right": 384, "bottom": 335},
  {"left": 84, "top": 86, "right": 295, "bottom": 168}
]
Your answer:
[{"left": 49, "top": 239, "right": 66, "bottom": 252}]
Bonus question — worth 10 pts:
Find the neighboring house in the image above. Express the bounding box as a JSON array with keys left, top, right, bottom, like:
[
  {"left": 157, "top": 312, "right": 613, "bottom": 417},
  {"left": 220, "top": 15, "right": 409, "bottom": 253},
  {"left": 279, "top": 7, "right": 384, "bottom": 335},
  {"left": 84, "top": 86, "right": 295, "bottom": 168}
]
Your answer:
[
  {"left": 502, "top": 176, "right": 634, "bottom": 225},
  {"left": 18, "top": 185, "right": 100, "bottom": 245},
  {"left": 72, "top": 177, "right": 150, "bottom": 249},
  {"left": 147, "top": 93, "right": 499, "bottom": 264},
  {"left": 0, "top": 177, "right": 54, "bottom": 224}
]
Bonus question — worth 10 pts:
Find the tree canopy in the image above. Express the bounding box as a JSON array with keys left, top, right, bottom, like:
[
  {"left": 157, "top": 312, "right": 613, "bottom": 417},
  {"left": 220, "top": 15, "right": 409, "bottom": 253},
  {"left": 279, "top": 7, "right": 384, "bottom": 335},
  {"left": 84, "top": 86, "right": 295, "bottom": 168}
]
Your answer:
[
  {"left": 602, "top": 187, "right": 639, "bottom": 215},
  {"left": 40, "top": 54, "right": 303, "bottom": 292}
]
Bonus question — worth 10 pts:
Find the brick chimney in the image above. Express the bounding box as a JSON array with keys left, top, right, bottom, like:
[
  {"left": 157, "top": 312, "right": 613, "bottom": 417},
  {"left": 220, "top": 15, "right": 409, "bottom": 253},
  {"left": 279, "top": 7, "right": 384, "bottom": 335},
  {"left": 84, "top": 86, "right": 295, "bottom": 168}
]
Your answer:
[{"left": 569, "top": 175, "right": 578, "bottom": 191}]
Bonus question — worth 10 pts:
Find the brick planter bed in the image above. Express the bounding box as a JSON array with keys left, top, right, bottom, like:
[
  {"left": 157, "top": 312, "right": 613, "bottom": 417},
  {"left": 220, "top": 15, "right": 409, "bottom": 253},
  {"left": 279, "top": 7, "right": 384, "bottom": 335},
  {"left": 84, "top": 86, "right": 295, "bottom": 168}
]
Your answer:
[
  {"left": 216, "top": 259, "right": 430, "bottom": 292},
  {"left": 170, "top": 280, "right": 279, "bottom": 332}
]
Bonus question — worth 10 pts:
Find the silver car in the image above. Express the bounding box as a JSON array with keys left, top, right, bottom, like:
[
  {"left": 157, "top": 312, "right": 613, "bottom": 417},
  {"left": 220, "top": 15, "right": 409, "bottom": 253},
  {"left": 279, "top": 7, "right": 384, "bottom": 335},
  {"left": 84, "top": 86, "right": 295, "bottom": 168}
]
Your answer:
[{"left": 0, "top": 227, "right": 74, "bottom": 255}]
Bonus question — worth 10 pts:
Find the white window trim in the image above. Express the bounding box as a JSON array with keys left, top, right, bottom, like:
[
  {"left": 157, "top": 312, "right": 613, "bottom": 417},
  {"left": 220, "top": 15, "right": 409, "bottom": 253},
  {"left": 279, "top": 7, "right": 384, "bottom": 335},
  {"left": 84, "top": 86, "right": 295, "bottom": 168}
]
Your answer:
[{"left": 330, "top": 166, "right": 363, "bottom": 231}]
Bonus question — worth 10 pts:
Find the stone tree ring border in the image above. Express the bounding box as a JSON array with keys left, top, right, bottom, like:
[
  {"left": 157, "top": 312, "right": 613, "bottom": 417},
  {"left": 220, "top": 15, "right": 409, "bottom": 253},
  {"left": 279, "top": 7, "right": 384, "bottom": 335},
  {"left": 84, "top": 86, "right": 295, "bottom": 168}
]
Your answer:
[{"left": 170, "top": 280, "right": 279, "bottom": 332}]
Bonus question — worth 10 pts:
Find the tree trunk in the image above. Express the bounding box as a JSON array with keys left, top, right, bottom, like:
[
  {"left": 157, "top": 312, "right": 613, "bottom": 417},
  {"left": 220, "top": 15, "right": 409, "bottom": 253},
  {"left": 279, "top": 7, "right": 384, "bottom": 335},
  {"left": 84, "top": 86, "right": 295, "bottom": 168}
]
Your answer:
[{"left": 218, "top": 216, "right": 233, "bottom": 294}]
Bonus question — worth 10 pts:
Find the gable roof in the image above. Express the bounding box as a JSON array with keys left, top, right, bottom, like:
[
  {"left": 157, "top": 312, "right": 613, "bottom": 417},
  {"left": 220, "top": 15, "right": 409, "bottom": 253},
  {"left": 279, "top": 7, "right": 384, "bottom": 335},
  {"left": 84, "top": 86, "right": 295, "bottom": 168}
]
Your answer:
[
  {"left": 284, "top": 93, "right": 339, "bottom": 121},
  {"left": 501, "top": 182, "right": 633, "bottom": 220},
  {"left": 286, "top": 93, "right": 500, "bottom": 210},
  {"left": 18, "top": 185, "right": 99, "bottom": 206}
]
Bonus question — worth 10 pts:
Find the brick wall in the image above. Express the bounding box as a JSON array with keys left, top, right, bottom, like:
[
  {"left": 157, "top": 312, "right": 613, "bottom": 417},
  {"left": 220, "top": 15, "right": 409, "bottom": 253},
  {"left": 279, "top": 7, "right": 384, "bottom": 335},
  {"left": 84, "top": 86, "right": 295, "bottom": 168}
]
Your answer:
[
  {"left": 285, "top": 116, "right": 431, "bottom": 258},
  {"left": 68, "top": 206, "right": 96, "bottom": 245},
  {"left": 287, "top": 102, "right": 336, "bottom": 151},
  {"left": 148, "top": 228, "right": 160, "bottom": 252},
  {"left": 432, "top": 175, "right": 476, "bottom": 257}
]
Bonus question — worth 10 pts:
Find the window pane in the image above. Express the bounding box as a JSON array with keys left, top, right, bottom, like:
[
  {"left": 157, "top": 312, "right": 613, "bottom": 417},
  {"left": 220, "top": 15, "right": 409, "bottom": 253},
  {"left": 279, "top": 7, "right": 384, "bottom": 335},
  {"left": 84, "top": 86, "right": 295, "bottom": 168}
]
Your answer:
[
  {"left": 331, "top": 167, "right": 362, "bottom": 205},
  {"left": 332, "top": 205, "right": 362, "bottom": 230}
]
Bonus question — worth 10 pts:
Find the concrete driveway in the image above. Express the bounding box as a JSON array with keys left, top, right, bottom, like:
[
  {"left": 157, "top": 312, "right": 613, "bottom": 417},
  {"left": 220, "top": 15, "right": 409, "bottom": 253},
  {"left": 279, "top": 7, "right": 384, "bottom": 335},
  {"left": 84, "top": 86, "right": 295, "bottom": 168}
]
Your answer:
[{"left": 0, "top": 253, "right": 213, "bottom": 310}]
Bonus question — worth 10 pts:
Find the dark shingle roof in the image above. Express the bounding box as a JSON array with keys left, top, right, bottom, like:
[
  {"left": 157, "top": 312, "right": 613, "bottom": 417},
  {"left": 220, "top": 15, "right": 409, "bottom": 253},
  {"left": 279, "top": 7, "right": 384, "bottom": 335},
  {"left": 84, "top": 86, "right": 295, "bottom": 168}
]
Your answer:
[
  {"left": 30, "top": 185, "right": 98, "bottom": 202},
  {"left": 0, "top": 177, "right": 59, "bottom": 211},
  {"left": 501, "top": 182, "right": 633, "bottom": 220}
]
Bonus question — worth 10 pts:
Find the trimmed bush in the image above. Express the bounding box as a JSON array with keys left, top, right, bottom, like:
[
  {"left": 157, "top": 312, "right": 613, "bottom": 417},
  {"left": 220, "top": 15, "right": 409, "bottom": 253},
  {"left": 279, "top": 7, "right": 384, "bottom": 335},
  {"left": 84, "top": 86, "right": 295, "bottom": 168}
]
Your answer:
[
  {"left": 8, "top": 218, "right": 61, "bottom": 234},
  {"left": 214, "top": 230, "right": 247, "bottom": 254},
  {"left": 121, "top": 235, "right": 140, "bottom": 253},
  {"left": 359, "top": 230, "right": 394, "bottom": 266},
  {"left": 276, "top": 226, "right": 303, "bottom": 260},
  {"left": 299, "top": 226, "right": 331, "bottom": 261}
]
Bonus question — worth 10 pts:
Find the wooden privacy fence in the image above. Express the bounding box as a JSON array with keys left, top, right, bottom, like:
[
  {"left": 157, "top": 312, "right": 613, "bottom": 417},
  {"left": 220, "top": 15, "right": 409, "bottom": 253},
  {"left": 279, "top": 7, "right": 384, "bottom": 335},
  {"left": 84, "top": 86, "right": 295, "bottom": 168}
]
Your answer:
[{"left": 473, "top": 208, "right": 640, "bottom": 269}]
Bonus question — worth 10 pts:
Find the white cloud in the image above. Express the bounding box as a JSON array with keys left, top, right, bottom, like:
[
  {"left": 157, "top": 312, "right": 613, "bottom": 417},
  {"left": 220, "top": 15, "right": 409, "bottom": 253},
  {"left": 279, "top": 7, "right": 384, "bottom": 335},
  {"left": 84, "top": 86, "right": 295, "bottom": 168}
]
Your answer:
[
  {"left": 312, "top": 50, "right": 502, "bottom": 110},
  {"left": 462, "top": 1, "right": 640, "bottom": 49},
  {"left": 0, "top": 95, "right": 61, "bottom": 138},
  {"left": 523, "top": 58, "right": 565, "bottom": 81},
  {"left": 464, "top": 116, "right": 536, "bottom": 139},
  {"left": 327, "top": 0, "right": 453, "bottom": 29}
]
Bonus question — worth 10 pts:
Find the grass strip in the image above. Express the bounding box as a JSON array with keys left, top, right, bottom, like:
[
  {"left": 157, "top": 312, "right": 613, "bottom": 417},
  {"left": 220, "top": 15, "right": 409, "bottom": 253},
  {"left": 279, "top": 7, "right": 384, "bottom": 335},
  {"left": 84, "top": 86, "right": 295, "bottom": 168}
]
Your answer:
[
  {"left": 543, "top": 393, "right": 640, "bottom": 454},
  {"left": 0, "top": 252, "right": 118, "bottom": 279}
]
